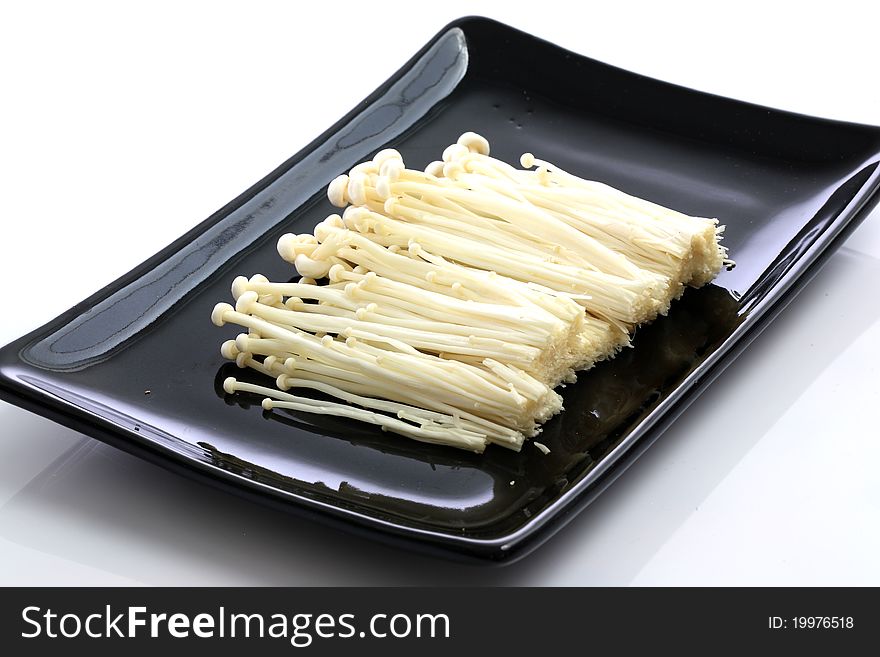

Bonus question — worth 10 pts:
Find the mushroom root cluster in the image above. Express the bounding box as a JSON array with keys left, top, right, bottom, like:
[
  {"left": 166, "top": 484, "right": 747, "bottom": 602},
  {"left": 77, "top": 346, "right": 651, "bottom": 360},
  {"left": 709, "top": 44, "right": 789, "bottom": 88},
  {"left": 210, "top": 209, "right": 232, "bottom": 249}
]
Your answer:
[{"left": 212, "top": 132, "right": 730, "bottom": 453}]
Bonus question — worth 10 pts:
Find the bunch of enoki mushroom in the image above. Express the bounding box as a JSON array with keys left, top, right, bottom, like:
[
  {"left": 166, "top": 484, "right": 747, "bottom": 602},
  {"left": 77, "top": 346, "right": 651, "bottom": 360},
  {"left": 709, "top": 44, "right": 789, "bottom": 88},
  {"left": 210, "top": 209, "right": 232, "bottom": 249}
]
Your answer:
[{"left": 212, "top": 132, "right": 730, "bottom": 453}]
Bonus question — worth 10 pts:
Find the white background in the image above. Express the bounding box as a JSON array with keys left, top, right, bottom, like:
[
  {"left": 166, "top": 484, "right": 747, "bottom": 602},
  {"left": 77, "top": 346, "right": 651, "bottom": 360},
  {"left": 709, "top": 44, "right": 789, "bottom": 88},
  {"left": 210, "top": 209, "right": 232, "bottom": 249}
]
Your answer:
[{"left": 1, "top": 0, "right": 879, "bottom": 585}]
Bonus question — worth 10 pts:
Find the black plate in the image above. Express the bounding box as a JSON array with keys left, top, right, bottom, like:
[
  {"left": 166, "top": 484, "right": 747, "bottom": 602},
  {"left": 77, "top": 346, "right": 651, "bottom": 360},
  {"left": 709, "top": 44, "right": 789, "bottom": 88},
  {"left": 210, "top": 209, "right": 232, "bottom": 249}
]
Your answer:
[{"left": 2, "top": 17, "right": 879, "bottom": 562}]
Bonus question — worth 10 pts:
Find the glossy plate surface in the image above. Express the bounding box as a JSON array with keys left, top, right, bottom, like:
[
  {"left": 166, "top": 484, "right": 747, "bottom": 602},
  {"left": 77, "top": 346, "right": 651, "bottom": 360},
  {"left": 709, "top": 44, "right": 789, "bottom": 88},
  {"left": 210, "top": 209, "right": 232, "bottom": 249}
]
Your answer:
[{"left": 2, "top": 17, "right": 879, "bottom": 561}]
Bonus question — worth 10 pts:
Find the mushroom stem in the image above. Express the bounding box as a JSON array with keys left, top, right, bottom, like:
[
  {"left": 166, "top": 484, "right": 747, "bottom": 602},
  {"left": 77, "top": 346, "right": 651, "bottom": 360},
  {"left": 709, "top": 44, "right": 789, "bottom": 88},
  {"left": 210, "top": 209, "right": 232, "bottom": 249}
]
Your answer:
[{"left": 213, "top": 131, "right": 728, "bottom": 453}]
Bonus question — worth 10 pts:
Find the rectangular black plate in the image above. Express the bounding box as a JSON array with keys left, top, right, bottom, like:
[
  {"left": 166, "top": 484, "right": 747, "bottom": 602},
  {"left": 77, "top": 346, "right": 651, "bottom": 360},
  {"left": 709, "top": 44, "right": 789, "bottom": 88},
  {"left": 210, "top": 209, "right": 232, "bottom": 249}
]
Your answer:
[{"left": 2, "top": 17, "right": 879, "bottom": 562}]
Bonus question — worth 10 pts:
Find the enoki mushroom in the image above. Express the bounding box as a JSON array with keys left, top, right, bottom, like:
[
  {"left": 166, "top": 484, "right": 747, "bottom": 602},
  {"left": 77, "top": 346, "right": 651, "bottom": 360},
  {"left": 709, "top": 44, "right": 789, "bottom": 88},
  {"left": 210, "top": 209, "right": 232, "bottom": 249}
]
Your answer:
[{"left": 212, "top": 132, "right": 730, "bottom": 454}]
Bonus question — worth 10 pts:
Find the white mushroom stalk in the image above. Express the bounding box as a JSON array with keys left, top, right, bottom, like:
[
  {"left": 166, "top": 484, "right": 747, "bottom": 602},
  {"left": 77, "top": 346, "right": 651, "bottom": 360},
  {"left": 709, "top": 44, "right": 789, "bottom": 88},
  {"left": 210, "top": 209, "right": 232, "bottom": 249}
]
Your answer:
[
  {"left": 223, "top": 377, "right": 488, "bottom": 452},
  {"left": 212, "top": 132, "right": 729, "bottom": 453},
  {"left": 212, "top": 300, "right": 561, "bottom": 450},
  {"left": 282, "top": 227, "right": 628, "bottom": 382},
  {"left": 314, "top": 209, "right": 655, "bottom": 329}
]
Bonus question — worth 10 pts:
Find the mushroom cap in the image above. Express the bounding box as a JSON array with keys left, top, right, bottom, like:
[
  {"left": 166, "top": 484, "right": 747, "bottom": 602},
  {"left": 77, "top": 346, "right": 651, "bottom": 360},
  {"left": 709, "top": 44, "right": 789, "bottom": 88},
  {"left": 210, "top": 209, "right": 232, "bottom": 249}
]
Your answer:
[
  {"left": 235, "top": 290, "right": 259, "bottom": 314},
  {"left": 424, "top": 160, "right": 445, "bottom": 177},
  {"left": 211, "top": 302, "right": 233, "bottom": 327},
  {"left": 442, "top": 143, "right": 468, "bottom": 163},
  {"left": 327, "top": 174, "right": 350, "bottom": 207},
  {"left": 231, "top": 275, "right": 250, "bottom": 300},
  {"left": 220, "top": 339, "right": 239, "bottom": 360},
  {"left": 457, "top": 131, "right": 490, "bottom": 155}
]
